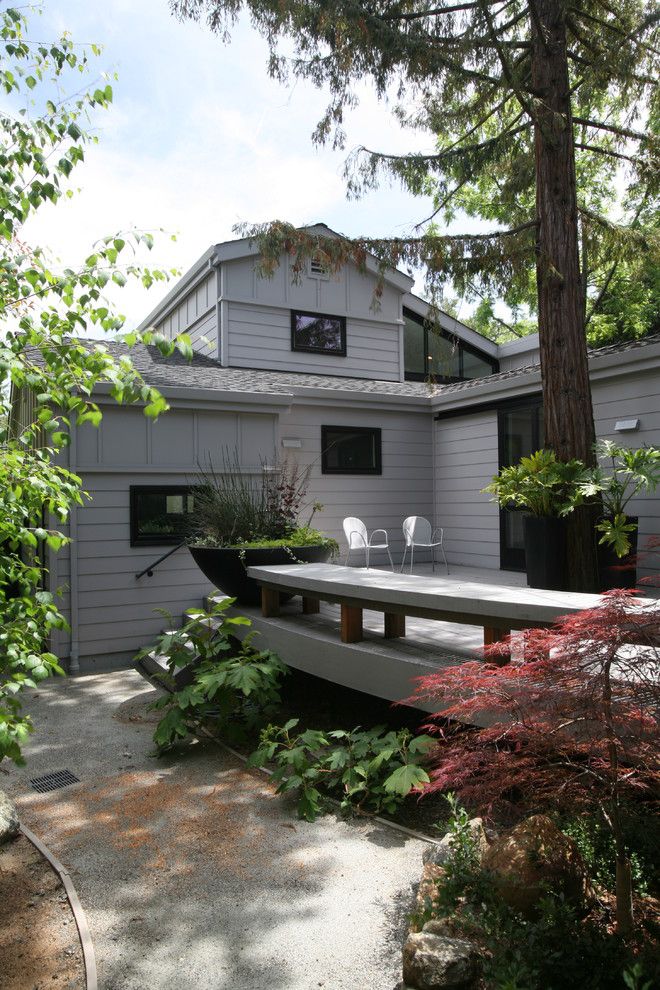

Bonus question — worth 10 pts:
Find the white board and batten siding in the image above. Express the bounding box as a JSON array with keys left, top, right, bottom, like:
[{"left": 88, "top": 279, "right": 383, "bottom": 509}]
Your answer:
[
  {"left": 278, "top": 402, "right": 434, "bottom": 564},
  {"left": 223, "top": 256, "right": 404, "bottom": 380},
  {"left": 156, "top": 270, "right": 218, "bottom": 357},
  {"left": 58, "top": 404, "right": 280, "bottom": 671}
]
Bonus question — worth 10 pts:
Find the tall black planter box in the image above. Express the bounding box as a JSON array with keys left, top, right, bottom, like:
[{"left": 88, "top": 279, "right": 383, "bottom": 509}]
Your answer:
[
  {"left": 597, "top": 516, "right": 639, "bottom": 591},
  {"left": 523, "top": 515, "right": 567, "bottom": 591},
  {"left": 189, "top": 544, "right": 333, "bottom": 606}
]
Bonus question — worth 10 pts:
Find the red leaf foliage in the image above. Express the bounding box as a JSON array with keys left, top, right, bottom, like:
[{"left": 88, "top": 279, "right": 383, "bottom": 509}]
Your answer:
[{"left": 405, "top": 591, "right": 660, "bottom": 818}]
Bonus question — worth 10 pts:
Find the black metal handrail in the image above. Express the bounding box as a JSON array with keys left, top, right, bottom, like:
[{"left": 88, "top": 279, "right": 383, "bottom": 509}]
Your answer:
[{"left": 135, "top": 542, "right": 186, "bottom": 580}]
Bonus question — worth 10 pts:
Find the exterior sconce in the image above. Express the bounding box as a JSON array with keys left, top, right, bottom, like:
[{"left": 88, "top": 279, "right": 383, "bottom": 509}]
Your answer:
[{"left": 614, "top": 419, "right": 640, "bottom": 432}]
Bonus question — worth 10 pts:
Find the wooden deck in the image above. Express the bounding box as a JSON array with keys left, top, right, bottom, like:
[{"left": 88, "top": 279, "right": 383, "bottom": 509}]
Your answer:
[
  {"left": 208, "top": 564, "right": 527, "bottom": 711},
  {"left": 209, "top": 562, "right": 655, "bottom": 713}
]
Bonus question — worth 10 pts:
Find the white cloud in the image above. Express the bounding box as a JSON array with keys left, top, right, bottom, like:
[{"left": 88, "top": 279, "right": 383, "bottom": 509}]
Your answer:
[{"left": 20, "top": 1, "right": 436, "bottom": 327}]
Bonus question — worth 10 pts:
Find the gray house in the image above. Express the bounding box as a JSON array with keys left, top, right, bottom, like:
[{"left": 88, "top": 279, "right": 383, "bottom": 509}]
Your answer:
[{"left": 36, "top": 225, "right": 660, "bottom": 673}]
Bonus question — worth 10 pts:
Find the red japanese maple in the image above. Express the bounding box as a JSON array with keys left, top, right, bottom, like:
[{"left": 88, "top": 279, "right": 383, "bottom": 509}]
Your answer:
[{"left": 406, "top": 590, "right": 660, "bottom": 935}]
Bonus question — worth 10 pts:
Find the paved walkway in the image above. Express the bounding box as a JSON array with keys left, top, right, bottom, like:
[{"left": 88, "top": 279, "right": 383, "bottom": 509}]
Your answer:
[{"left": 3, "top": 671, "right": 429, "bottom": 990}]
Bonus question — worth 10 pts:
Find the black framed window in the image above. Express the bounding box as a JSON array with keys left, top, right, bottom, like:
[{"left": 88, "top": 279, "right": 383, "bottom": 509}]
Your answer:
[
  {"left": 322, "top": 425, "right": 382, "bottom": 475},
  {"left": 404, "top": 309, "right": 498, "bottom": 382},
  {"left": 291, "top": 310, "right": 346, "bottom": 356},
  {"left": 130, "top": 486, "right": 197, "bottom": 546}
]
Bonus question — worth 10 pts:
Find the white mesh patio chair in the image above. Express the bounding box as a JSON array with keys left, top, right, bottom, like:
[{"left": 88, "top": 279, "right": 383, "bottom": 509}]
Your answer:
[
  {"left": 401, "top": 516, "right": 449, "bottom": 574},
  {"left": 342, "top": 517, "right": 394, "bottom": 571}
]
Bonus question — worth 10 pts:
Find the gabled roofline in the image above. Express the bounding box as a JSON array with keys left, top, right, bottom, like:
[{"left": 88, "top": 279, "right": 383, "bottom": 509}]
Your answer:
[
  {"left": 136, "top": 223, "right": 419, "bottom": 334},
  {"left": 212, "top": 222, "right": 415, "bottom": 292}
]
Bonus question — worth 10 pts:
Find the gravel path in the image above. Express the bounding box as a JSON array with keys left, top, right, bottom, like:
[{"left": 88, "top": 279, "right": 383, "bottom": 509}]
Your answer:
[{"left": 3, "top": 671, "right": 429, "bottom": 990}]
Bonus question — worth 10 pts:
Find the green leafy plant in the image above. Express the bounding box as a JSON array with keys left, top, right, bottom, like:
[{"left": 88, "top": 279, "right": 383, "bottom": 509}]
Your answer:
[
  {"left": 0, "top": 8, "right": 189, "bottom": 764},
  {"left": 137, "top": 598, "right": 289, "bottom": 751},
  {"left": 419, "top": 799, "right": 656, "bottom": 990},
  {"left": 483, "top": 449, "right": 587, "bottom": 518},
  {"left": 578, "top": 440, "right": 660, "bottom": 557},
  {"left": 249, "top": 719, "right": 434, "bottom": 821}
]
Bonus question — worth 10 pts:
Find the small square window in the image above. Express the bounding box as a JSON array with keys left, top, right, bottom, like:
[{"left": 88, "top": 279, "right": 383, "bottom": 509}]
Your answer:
[
  {"left": 321, "top": 426, "right": 382, "bottom": 475},
  {"left": 130, "top": 486, "right": 197, "bottom": 546},
  {"left": 291, "top": 310, "right": 346, "bottom": 356}
]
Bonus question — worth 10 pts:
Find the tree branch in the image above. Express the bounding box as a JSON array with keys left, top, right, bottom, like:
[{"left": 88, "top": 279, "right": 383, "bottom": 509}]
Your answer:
[{"left": 572, "top": 118, "right": 651, "bottom": 142}]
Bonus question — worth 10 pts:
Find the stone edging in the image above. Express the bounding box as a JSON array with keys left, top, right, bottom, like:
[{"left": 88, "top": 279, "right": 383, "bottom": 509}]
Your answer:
[{"left": 20, "top": 823, "right": 98, "bottom": 990}]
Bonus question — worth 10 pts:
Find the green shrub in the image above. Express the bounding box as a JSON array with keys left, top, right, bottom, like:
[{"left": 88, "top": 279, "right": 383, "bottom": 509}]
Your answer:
[
  {"left": 249, "top": 719, "right": 435, "bottom": 821},
  {"left": 419, "top": 797, "right": 659, "bottom": 990},
  {"left": 137, "top": 598, "right": 288, "bottom": 751}
]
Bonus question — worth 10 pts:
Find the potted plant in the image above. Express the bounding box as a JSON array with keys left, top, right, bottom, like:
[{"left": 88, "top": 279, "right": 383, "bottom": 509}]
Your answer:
[
  {"left": 578, "top": 440, "right": 660, "bottom": 590},
  {"left": 483, "top": 449, "right": 586, "bottom": 590},
  {"left": 187, "top": 451, "right": 338, "bottom": 605}
]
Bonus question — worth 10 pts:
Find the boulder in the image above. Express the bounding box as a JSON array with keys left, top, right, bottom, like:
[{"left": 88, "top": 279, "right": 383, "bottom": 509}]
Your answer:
[
  {"left": 482, "top": 814, "right": 592, "bottom": 916},
  {"left": 423, "top": 818, "right": 489, "bottom": 868},
  {"left": 413, "top": 862, "right": 446, "bottom": 925},
  {"left": 0, "top": 790, "right": 20, "bottom": 844},
  {"left": 402, "top": 930, "right": 482, "bottom": 990}
]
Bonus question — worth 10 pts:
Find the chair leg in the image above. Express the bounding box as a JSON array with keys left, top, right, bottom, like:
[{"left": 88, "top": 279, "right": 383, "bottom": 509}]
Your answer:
[
  {"left": 410, "top": 545, "right": 414, "bottom": 574},
  {"left": 386, "top": 546, "right": 394, "bottom": 572},
  {"left": 400, "top": 545, "right": 407, "bottom": 573},
  {"left": 366, "top": 546, "right": 370, "bottom": 570},
  {"left": 345, "top": 547, "right": 351, "bottom": 566},
  {"left": 441, "top": 543, "right": 449, "bottom": 574},
  {"left": 431, "top": 545, "right": 436, "bottom": 573}
]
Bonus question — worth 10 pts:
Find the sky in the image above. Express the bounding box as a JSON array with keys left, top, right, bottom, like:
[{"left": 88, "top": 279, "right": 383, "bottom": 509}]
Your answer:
[{"left": 21, "top": 0, "right": 456, "bottom": 330}]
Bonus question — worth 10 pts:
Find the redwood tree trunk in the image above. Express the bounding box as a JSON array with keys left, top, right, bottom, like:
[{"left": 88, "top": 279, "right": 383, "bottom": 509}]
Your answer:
[{"left": 531, "top": 0, "right": 599, "bottom": 592}]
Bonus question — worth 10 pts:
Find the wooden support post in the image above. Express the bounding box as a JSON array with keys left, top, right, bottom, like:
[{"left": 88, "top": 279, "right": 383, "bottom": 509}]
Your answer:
[
  {"left": 483, "top": 625, "right": 511, "bottom": 665},
  {"left": 384, "top": 612, "right": 406, "bottom": 639},
  {"left": 261, "top": 586, "right": 281, "bottom": 618},
  {"left": 341, "top": 604, "right": 363, "bottom": 643},
  {"left": 302, "top": 596, "right": 320, "bottom": 615}
]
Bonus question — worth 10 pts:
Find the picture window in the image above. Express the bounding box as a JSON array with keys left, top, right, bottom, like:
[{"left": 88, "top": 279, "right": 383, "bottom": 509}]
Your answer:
[
  {"left": 130, "top": 485, "right": 197, "bottom": 546},
  {"left": 291, "top": 310, "right": 346, "bottom": 356},
  {"left": 321, "top": 425, "right": 382, "bottom": 475}
]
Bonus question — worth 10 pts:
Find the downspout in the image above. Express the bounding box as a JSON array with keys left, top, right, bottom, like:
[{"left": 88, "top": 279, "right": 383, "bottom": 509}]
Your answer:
[{"left": 68, "top": 420, "right": 80, "bottom": 675}]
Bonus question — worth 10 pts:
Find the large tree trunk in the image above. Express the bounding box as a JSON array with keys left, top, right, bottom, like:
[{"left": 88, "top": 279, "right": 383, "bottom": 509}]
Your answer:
[{"left": 531, "top": 0, "right": 599, "bottom": 592}]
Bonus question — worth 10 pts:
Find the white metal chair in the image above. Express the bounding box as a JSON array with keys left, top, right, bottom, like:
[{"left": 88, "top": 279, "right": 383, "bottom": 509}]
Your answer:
[
  {"left": 342, "top": 517, "right": 394, "bottom": 571},
  {"left": 401, "top": 516, "right": 449, "bottom": 574}
]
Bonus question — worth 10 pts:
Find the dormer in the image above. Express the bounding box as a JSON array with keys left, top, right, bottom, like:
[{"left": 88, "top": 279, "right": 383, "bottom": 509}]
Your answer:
[{"left": 136, "top": 224, "right": 498, "bottom": 385}]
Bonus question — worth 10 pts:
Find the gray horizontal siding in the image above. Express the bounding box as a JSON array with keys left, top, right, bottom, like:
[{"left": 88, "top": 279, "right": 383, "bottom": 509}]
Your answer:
[
  {"left": 434, "top": 411, "right": 500, "bottom": 569},
  {"left": 278, "top": 403, "right": 433, "bottom": 563},
  {"left": 592, "top": 371, "right": 660, "bottom": 583},
  {"left": 227, "top": 301, "right": 401, "bottom": 380}
]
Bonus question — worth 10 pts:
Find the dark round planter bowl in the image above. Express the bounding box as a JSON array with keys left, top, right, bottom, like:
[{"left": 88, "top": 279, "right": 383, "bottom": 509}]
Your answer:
[{"left": 188, "top": 543, "right": 333, "bottom": 606}]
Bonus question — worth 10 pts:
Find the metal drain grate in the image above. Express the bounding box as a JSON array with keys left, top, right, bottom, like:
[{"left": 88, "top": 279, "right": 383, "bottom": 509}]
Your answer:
[{"left": 29, "top": 769, "right": 80, "bottom": 793}]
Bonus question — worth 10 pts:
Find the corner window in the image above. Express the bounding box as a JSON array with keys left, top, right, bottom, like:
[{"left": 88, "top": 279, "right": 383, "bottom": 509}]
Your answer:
[
  {"left": 404, "top": 309, "right": 498, "bottom": 382},
  {"left": 291, "top": 310, "right": 346, "bottom": 356},
  {"left": 321, "top": 425, "right": 382, "bottom": 475},
  {"left": 130, "top": 486, "right": 196, "bottom": 546}
]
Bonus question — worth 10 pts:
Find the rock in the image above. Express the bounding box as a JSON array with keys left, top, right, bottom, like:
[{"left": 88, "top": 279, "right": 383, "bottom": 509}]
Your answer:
[
  {"left": 403, "top": 931, "right": 482, "bottom": 990},
  {"left": 0, "top": 789, "right": 20, "bottom": 844},
  {"left": 482, "top": 814, "right": 593, "bottom": 916},
  {"left": 422, "top": 919, "right": 453, "bottom": 937},
  {"left": 413, "top": 861, "right": 446, "bottom": 926},
  {"left": 423, "top": 819, "right": 490, "bottom": 868}
]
